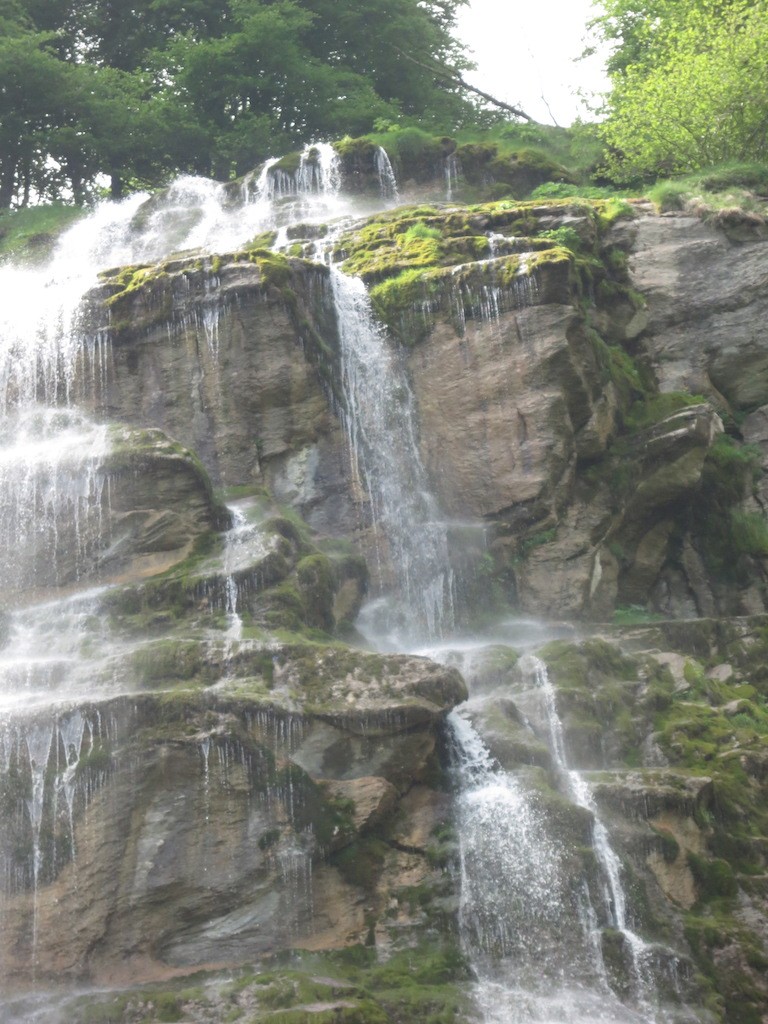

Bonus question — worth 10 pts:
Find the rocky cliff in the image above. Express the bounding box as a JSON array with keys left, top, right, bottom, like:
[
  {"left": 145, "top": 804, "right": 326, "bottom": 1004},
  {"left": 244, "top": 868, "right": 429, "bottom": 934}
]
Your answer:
[{"left": 1, "top": 172, "right": 767, "bottom": 1024}]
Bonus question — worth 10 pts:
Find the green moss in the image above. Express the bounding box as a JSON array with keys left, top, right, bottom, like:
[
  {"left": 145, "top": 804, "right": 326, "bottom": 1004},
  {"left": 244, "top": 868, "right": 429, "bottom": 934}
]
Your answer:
[
  {"left": 688, "top": 853, "right": 739, "bottom": 902},
  {"left": 623, "top": 392, "right": 707, "bottom": 432},
  {"left": 612, "top": 605, "right": 666, "bottom": 625},
  {"left": 296, "top": 553, "right": 337, "bottom": 632},
  {"left": 595, "top": 197, "right": 635, "bottom": 228},
  {"left": 75, "top": 742, "right": 112, "bottom": 776},
  {"left": 368, "top": 245, "right": 571, "bottom": 342},
  {"left": 64, "top": 943, "right": 469, "bottom": 1024},
  {"left": 247, "top": 248, "right": 293, "bottom": 289},
  {"left": 332, "top": 838, "right": 388, "bottom": 891},
  {"left": 249, "top": 229, "right": 278, "bottom": 249},
  {"left": 730, "top": 509, "right": 768, "bottom": 557},
  {"left": 517, "top": 527, "right": 557, "bottom": 559},
  {"left": 154, "top": 994, "right": 183, "bottom": 1022},
  {"left": 273, "top": 151, "right": 302, "bottom": 175},
  {"left": 651, "top": 825, "right": 681, "bottom": 863},
  {"left": 689, "top": 436, "right": 765, "bottom": 582},
  {"left": 129, "top": 639, "right": 209, "bottom": 689}
]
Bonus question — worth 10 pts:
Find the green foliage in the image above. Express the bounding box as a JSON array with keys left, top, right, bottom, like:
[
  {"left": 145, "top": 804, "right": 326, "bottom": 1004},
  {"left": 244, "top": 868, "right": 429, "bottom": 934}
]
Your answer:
[
  {"left": 687, "top": 434, "right": 766, "bottom": 581},
  {"left": 332, "top": 838, "right": 388, "bottom": 891},
  {"left": 540, "top": 225, "right": 584, "bottom": 253},
  {"left": 590, "top": 335, "right": 649, "bottom": 410},
  {"left": 404, "top": 222, "right": 443, "bottom": 242},
  {"left": 687, "top": 852, "right": 739, "bottom": 902},
  {"left": 623, "top": 392, "right": 705, "bottom": 432},
  {"left": 646, "top": 164, "right": 768, "bottom": 219},
  {"left": 730, "top": 510, "right": 768, "bottom": 558},
  {"left": 517, "top": 528, "right": 557, "bottom": 559},
  {"left": 0, "top": 0, "right": 476, "bottom": 206},
  {"left": 597, "top": 1, "right": 768, "bottom": 181},
  {"left": 530, "top": 182, "right": 630, "bottom": 200},
  {"left": 453, "top": 120, "right": 607, "bottom": 184}
]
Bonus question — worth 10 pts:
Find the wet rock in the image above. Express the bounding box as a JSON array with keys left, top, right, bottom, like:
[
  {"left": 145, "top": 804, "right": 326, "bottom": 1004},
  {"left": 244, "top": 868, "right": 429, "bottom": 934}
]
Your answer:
[
  {"left": 0, "top": 424, "right": 227, "bottom": 601},
  {"left": 82, "top": 253, "right": 354, "bottom": 536},
  {"left": 0, "top": 643, "right": 465, "bottom": 987}
]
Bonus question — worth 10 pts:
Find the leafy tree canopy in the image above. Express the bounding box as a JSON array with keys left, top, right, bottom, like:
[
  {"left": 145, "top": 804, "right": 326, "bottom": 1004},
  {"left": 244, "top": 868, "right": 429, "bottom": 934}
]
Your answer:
[
  {"left": 593, "top": 0, "right": 768, "bottom": 181},
  {"left": 0, "top": 0, "right": 476, "bottom": 207}
]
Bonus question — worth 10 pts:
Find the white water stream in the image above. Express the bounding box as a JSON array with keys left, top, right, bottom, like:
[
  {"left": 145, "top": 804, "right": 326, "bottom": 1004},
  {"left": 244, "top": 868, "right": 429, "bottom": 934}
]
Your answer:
[
  {"left": 329, "top": 267, "right": 455, "bottom": 641},
  {"left": 523, "top": 655, "right": 659, "bottom": 1007}
]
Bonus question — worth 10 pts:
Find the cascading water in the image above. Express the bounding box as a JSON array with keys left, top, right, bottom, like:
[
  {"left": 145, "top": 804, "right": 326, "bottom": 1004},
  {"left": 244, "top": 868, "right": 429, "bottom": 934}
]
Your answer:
[
  {"left": 445, "top": 152, "right": 462, "bottom": 201},
  {"left": 439, "top": 634, "right": 699, "bottom": 1024},
  {"left": 328, "top": 267, "right": 455, "bottom": 643},
  {"left": 0, "top": 140, "right": 701, "bottom": 1023},
  {"left": 522, "top": 655, "right": 663, "bottom": 1013},
  {"left": 221, "top": 500, "right": 273, "bottom": 643},
  {"left": 374, "top": 146, "right": 400, "bottom": 202},
  {"left": 450, "top": 709, "right": 632, "bottom": 1024},
  {"left": 0, "top": 142, "right": 356, "bottom": 689},
  {"left": 0, "top": 409, "right": 109, "bottom": 595}
]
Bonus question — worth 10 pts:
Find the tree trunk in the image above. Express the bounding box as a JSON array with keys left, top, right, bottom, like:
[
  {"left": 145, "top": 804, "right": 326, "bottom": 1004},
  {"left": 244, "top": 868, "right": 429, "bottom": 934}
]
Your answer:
[{"left": 0, "top": 151, "right": 18, "bottom": 209}]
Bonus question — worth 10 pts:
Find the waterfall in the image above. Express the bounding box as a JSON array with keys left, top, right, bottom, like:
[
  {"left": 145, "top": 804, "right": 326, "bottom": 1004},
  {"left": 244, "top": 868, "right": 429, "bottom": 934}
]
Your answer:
[
  {"left": 221, "top": 501, "right": 271, "bottom": 642},
  {"left": 329, "top": 267, "right": 454, "bottom": 644},
  {"left": 523, "top": 654, "right": 661, "bottom": 1012},
  {"left": 374, "top": 146, "right": 399, "bottom": 202},
  {"left": 445, "top": 153, "right": 462, "bottom": 201},
  {"left": 449, "top": 708, "right": 649, "bottom": 1024},
  {"left": 0, "top": 143, "right": 701, "bottom": 1021},
  {"left": 245, "top": 142, "right": 345, "bottom": 223}
]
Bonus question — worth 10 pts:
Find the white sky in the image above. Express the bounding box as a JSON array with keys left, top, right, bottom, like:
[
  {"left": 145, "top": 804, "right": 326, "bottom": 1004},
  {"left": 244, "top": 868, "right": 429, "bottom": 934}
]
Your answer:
[{"left": 455, "top": 0, "right": 610, "bottom": 126}]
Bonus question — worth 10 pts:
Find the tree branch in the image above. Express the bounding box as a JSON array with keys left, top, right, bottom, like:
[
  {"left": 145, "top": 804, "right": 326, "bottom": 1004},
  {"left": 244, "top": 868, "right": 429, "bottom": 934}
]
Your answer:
[{"left": 392, "top": 46, "right": 537, "bottom": 123}]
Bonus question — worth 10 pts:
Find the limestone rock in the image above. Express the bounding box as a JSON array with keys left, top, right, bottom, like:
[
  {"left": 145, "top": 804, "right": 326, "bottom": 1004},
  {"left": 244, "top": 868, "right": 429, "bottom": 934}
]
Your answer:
[
  {"left": 628, "top": 214, "right": 768, "bottom": 409},
  {"left": 319, "top": 776, "right": 398, "bottom": 837},
  {"left": 82, "top": 254, "right": 354, "bottom": 536},
  {"left": 0, "top": 424, "right": 227, "bottom": 602},
  {"left": 0, "top": 640, "right": 465, "bottom": 988},
  {"left": 408, "top": 300, "right": 597, "bottom": 524}
]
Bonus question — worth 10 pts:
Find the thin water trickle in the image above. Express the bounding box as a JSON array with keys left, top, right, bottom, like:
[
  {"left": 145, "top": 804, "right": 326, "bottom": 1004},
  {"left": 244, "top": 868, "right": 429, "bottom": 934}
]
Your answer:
[
  {"left": 445, "top": 153, "right": 462, "bottom": 201},
  {"left": 374, "top": 146, "right": 399, "bottom": 202}
]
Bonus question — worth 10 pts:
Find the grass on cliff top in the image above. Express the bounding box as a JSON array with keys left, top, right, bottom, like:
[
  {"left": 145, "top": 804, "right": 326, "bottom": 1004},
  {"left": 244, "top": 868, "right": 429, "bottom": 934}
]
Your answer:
[
  {"left": 0, "top": 202, "right": 84, "bottom": 263},
  {"left": 358, "top": 120, "right": 606, "bottom": 188},
  {"left": 646, "top": 162, "right": 768, "bottom": 223}
]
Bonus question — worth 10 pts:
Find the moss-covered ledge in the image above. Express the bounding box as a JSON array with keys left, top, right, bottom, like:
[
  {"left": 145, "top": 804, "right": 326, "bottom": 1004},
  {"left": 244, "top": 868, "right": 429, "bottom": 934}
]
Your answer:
[{"left": 331, "top": 198, "right": 633, "bottom": 342}]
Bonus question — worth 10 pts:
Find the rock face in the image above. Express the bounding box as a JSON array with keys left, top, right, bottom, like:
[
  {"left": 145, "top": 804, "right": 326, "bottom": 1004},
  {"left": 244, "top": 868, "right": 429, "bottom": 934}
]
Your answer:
[
  {"left": 395, "top": 207, "right": 767, "bottom": 620},
  {"left": 0, "top": 648, "right": 465, "bottom": 987},
  {"left": 1, "top": 181, "right": 768, "bottom": 1024},
  {"left": 81, "top": 254, "right": 354, "bottom": 537},
  {"left": 65, "top": 199, "right": 767, "bottom": 622},
  {"left": 625, "top": 212, "right": 768, "bottom": 410}
]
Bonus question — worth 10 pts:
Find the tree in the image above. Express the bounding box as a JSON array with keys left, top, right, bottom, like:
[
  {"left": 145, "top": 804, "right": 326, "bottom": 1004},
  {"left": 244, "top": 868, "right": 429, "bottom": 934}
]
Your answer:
[
  {"left": 0, "top": 29, "right": 80, "bottom": 206},
  {"left": 0, "top": 0, "right": 477, "bottom": 207},
  {"left": 594, "top": 0, "right": 768, "bottom": 180}
]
